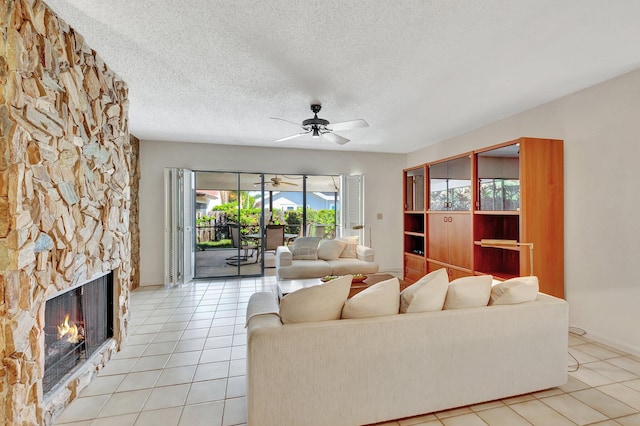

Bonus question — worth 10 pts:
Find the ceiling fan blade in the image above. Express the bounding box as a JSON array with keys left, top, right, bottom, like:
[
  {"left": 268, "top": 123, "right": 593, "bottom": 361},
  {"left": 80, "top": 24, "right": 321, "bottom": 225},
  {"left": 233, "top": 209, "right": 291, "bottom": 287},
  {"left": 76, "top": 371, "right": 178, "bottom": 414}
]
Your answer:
[
  {"left": 323, "top": 132, "right": 350, "bottom": 145},
  {"left": 280, "top": 181, "right": 299, "bottom": 186},
  {"left": 327, "top": 119, "right": 369, "bottom": 131},
  {"left": 270, "top": 117, "right": 302, "bottom": 127},
  {"left": 275, "top": 132, "right": 307, "bottom": 142}
]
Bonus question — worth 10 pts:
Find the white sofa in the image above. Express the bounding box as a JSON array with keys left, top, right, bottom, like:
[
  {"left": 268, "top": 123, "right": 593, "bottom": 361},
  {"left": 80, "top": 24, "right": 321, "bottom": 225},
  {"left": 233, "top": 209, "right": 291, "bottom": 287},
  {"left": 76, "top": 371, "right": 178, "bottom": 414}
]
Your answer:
[
  {"left": 246, "top": 290, "right": 568, "bottom": 426},
  {"left": 275, "top": 243, "right": 379, "bottom": 279}
]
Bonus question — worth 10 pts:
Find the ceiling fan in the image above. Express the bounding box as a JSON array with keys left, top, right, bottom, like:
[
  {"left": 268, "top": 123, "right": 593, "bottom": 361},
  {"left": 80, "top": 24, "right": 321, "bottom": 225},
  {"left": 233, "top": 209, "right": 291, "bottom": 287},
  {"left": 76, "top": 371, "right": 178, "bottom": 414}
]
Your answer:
[
  {"left": 270, "top": 104, "right": 369, "bottom": 145},
  {"left": 255, "top": 175, "right": 298, "bottom": 187}
]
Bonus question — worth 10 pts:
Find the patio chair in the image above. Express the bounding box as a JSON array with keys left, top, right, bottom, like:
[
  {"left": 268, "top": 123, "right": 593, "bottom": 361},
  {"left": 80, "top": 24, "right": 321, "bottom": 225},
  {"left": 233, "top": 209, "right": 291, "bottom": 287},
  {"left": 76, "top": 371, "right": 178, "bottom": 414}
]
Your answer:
[
  {"left": 312, "top": 224, "right": 326, "bottom": 238},
  {"left": 299, "top": 223, "right": 312, "bottom": 237},
  {"left": 226, "top": 223, "right": 257, "bottom": 265},
  {"left": 265, "top": 225, "right": 285, "bottom": 252}
]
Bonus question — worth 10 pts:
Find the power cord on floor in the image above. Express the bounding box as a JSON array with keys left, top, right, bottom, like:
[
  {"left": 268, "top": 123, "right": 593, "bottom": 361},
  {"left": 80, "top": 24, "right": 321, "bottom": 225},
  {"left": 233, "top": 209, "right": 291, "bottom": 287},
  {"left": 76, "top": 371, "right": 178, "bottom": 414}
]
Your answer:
[{"left": 567, "top": 327, "right": 587, "bottom": 372}]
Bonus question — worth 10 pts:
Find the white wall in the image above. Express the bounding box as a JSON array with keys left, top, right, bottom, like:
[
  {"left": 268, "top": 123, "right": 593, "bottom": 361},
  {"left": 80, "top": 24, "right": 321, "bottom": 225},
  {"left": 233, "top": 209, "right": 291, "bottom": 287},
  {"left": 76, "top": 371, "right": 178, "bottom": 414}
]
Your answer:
[
  {"left": 408, "top": 68, "right": 640, "bottom": 356},
  {"left": 139, "top": 141, "right": 406, "bottom": 286}
]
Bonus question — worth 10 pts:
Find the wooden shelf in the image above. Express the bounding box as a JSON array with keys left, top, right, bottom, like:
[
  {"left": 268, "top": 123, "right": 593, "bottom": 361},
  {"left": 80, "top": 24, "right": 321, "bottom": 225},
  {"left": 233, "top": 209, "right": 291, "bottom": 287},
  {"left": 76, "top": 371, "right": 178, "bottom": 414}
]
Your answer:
[
  {"left": 404, "top": 251, "right": 425, "bottom": 258},
  {"left": 474, "top": 210, "right": 520, "bottom": 215},
  {"left": 475, "top": 271, "right": 520, "bottom": 281},
  {"left": 473, "top": 241, "right": 522, "bottom": 251},
  {"left": 405, "top": 231, "right": 425, "bottom": 237}
]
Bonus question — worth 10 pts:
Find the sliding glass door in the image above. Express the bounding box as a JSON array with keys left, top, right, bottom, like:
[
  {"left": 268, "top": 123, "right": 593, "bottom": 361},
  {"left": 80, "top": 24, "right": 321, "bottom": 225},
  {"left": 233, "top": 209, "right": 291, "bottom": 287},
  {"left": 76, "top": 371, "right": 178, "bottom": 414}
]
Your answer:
[{"left": 192, "top": 171, "right": 342, "bottom": 279}]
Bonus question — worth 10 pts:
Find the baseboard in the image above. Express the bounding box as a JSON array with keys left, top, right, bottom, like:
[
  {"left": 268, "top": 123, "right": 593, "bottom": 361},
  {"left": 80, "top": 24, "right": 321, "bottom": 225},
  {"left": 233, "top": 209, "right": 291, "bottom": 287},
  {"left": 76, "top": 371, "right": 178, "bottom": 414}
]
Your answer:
[
  {"left": 571, "top": 324, "right": 640, "bottom": 358},
  {"left": 378, "top": 266, "right": 403, "bottom": 276}
]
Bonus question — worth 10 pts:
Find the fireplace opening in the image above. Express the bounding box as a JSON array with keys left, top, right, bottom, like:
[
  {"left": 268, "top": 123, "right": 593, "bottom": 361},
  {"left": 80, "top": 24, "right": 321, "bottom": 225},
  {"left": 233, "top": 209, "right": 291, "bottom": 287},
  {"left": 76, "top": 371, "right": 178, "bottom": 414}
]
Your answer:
[{"left": 43, "top": 273, "right": 114, "bottom": 395}]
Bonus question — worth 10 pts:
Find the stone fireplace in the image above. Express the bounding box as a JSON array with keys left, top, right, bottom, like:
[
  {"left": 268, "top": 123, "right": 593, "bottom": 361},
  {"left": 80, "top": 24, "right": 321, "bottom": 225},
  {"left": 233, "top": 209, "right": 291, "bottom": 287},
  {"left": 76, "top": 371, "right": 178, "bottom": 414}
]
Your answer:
[{"left": 1, "top": 2, "right": 140, "bottom": 425}]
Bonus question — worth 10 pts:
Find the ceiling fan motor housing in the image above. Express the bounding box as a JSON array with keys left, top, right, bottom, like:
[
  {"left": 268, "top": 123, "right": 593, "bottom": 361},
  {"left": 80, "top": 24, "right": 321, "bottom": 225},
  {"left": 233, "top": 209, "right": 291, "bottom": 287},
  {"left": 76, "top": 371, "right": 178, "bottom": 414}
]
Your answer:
[
  {"left": 302, "top": 117, "right": 330, "bottom": 127},
  {"left": 303, "top": 104, "right": 329, "bottom": 138}
]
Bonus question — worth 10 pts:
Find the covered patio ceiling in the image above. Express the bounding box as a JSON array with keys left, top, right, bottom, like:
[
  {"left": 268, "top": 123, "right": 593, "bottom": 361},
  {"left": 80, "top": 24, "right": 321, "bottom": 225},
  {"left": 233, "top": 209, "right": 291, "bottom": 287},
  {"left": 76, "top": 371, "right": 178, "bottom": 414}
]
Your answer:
[{"left": 194, "top": 172, "right": 340, "bottom": 193}]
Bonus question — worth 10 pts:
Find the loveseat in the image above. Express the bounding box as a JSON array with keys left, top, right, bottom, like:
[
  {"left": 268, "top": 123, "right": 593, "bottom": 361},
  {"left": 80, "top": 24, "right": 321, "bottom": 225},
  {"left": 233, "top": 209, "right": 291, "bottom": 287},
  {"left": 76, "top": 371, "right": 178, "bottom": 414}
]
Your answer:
[
  {"left": 275, "top": 237, "right": 379, "bottom": 279},
  {"left": 246, "top": 272, "right": 569, "bottom": 426}
]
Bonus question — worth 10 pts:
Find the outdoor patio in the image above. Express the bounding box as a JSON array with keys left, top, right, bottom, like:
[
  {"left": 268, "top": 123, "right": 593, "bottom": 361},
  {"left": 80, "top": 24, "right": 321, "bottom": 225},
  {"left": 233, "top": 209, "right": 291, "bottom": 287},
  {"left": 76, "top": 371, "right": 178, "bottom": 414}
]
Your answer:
[{"left": 194, "top": 249, "right": 276, "bottom": 278}]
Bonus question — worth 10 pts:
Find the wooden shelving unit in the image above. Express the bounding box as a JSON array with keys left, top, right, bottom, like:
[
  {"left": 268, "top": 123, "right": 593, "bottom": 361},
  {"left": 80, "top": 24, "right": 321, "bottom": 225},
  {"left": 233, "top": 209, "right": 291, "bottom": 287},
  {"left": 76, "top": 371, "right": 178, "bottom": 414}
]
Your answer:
[{"left": 403, "top": 137, "right": 564, "bottom": 298}]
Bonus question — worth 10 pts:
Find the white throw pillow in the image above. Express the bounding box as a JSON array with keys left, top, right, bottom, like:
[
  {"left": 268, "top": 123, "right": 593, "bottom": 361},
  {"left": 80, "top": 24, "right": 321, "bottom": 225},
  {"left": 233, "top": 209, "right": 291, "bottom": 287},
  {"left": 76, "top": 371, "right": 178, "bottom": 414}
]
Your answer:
[
  {"left": 400, "top": 268, "right": 449, "bottom": 313},
  {"left": 291, "top": 237, "right": 321, "bottom": 260},
  {"left": 490, "top": 276, "right": 539, "bottom": 305},
  {"left": 317, "top": 239, "right": 347, "bottom": 261},
  {"left": 443, "top": 275, "right": 493, "bottom": 310},
  {"left": 280, "top": 275, "right": 352, "bottom": 324},
  {"left": 338, "top": 236, "right": 359, "bottom": 258},
  {"left": 341, "top": 277, "right": 400, "bottom": 319}
]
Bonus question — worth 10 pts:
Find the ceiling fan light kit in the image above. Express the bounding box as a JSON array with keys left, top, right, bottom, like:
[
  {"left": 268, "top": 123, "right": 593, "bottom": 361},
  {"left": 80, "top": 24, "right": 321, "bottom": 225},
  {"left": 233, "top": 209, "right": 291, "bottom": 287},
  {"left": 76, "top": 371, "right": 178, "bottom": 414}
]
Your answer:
[{"left": 272, "top": 104, "right": 368, "bottom": 145}]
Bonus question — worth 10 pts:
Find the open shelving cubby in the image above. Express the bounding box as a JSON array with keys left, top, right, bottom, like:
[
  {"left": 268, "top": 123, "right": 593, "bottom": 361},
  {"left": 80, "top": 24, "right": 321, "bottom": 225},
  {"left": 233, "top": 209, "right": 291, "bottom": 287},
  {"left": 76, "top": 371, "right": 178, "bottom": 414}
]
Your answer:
[
  {"left": 473, "top": 211, "right": 520, "bottom": 279},
  {"left": 403, "top": 166, "right": 427, "bottom": 282}
]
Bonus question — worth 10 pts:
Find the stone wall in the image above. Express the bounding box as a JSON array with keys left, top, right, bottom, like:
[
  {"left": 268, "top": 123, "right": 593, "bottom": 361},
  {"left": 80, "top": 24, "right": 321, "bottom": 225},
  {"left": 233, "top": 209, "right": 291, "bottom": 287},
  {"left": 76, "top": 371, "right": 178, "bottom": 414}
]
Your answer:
[
  {"left": 130, "top": 135, "right": 139, "bottom": 291},
  {"left": 0, "top": 1, "right": 137, "bottom": 424}
]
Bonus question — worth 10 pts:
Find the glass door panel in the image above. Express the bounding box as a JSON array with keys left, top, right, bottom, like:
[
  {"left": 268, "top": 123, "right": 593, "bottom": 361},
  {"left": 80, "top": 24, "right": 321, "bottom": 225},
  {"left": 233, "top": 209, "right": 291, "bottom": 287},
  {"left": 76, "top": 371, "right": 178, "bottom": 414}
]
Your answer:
[
  {"left": 476, "top": 144, "right": 520, "bottom": 211},
  {"left": 237, "top": 173, "right": 263, "bottom": 276},
  {"left": 429, "top": 157, "right": 471, "bottom": 211},
  {"left": 305, "top": 175, "right": 339, "bottom": 239},
  {"left": 194, "top": 171, "right": 263, "bottom": 278},
  {"left": 261, "top": 174, "right": 303, "bottom": 238}
]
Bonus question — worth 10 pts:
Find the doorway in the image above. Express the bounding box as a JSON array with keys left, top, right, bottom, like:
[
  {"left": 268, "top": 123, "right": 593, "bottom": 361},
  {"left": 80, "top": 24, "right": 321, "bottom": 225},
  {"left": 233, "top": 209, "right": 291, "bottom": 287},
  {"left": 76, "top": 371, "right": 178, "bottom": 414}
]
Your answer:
[{"left": 193, "top": 172, "right": 341, "bottom": 279}]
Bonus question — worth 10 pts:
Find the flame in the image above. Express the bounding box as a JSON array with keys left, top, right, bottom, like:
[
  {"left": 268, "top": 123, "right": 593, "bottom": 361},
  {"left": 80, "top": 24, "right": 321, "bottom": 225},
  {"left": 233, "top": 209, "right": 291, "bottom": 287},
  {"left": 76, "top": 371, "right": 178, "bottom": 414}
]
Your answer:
[{"left": 57, "top": 314, "right": 82, "bottom": 344}]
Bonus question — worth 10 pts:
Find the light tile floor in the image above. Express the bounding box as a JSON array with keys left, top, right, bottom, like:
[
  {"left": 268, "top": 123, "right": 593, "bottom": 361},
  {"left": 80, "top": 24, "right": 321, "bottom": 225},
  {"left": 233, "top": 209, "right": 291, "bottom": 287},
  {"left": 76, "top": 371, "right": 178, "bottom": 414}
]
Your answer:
[{"left": 54, "top": 277, "right": 640, "bottom": 426}]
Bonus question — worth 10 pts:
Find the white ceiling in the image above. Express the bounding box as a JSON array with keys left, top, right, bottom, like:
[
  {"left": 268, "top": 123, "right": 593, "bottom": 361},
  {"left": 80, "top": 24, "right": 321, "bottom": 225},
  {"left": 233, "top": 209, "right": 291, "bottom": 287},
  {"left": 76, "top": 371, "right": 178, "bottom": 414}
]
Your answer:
[{"left": 45, "top": 0, "right": 640, "bottom": 154}]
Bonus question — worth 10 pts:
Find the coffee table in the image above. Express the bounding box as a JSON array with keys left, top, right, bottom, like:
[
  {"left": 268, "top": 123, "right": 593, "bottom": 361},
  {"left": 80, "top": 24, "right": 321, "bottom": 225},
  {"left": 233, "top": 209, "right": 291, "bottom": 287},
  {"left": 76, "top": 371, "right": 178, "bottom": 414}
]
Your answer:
[{"left": 277, "top": 273, "right": 406, "bottom": 299}]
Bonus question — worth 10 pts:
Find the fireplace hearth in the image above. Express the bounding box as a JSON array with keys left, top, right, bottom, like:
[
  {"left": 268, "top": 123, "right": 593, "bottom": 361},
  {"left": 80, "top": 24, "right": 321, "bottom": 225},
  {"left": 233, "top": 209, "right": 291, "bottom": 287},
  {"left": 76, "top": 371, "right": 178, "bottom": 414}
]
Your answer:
[{"left": 43, "top": 273, "right": 114, "bottom": 395}]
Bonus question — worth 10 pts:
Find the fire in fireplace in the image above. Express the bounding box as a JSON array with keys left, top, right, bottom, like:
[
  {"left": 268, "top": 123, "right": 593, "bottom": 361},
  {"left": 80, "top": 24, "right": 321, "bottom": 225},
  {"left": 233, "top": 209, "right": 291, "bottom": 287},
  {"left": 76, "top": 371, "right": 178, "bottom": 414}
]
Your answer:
[
  {"left": 57, "top": 314, "right": 84, "bottom": 343},
  {"left": 43, "top": 273, "right": 113, "bottom": 395}
]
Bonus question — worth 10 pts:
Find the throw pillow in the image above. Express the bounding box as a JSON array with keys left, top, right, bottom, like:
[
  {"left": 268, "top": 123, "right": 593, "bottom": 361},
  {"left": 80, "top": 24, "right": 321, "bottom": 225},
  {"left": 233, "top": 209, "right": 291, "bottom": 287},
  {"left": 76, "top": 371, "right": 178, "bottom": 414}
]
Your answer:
[
  {"left": 490, "top": 276, "right": 539, "bottom": 305},
  {"left": 291, "top": 237, "right": 322, "bottom": 260},
  {"left": 443, "top": 275, "right": 493, "bottom": 310},
  {"left": 280, "top": 275, "right": 352, "bottom": 324},
  {"left": 317, "top": 239, "right": 347, "bottom": 261},
  {"left": 400, "top": 268, "right": 449, "bottom": 313},
  {"left": 341, "top": 277, "right": 400, "bottom": 319},
  {"left": 338, "top": 236, "right": 359, "bottom": 258}
]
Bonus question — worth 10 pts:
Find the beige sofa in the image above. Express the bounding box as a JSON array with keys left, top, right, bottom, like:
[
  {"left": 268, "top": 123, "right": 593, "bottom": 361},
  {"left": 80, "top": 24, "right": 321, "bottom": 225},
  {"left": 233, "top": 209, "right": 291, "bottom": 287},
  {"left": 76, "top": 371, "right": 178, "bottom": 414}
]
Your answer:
[
  {"left": 246, "top": 291, "right": 568, "bottom": 426},
  {"left": 275, "top": 243, "right": 379, "bottom": 279}
]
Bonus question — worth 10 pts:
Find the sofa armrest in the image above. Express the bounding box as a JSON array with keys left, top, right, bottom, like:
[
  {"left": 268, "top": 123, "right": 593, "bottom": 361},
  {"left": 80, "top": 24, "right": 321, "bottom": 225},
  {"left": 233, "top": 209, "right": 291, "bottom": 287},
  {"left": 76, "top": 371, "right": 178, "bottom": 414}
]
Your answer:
[
  {"left": 246, "top": 292, "right": 280, "bottom": 327},
  {"left": 356, "top": 245, "right": 375, "bottom": 262},
  {"left": 276, "top": 245, "right": 293, "bottom": 268}
]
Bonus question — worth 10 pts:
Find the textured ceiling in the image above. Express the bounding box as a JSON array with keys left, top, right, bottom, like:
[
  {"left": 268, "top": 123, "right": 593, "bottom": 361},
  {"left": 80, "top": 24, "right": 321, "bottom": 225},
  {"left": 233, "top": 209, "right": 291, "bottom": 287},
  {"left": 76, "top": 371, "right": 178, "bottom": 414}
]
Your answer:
[{"left": 45, "top": 0, "right": 640, "bottom": 153}]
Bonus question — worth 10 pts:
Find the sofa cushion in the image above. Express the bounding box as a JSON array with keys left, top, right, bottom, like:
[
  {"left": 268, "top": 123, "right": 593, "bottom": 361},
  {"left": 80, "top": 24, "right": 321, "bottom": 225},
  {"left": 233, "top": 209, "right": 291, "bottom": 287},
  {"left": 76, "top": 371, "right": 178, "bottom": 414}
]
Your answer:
[
  {"left": 338, "top": 236, "right": 359, "bottom": 258},
  {"left": 326, "top": 258, "right": 380, "bottom": 275},
  {"left": 317, "top": 239, "right": 347, "bottom": 261},
  {"left": 443, "top": 275, "right": 493, "bottom": 310},
  {"left": 400, "top": 268, "right": 449, "bottom": 313},
  {"left": 277, "top": 260, "right": 333, "bottom": 280},
  {"left": 291, "top": 237, "right": 322, "bottom": 260},
  {"left": 341, "top": 277, "right": 400, "bottom": 319},
  {"left": 280, "top": 275, "right": 352, "bottom": 324},
  {"left": 490, "top": 276, "right": 539, "bottom": 305}
]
